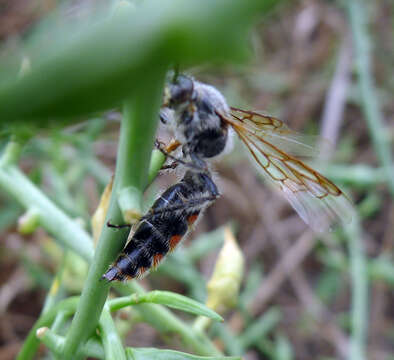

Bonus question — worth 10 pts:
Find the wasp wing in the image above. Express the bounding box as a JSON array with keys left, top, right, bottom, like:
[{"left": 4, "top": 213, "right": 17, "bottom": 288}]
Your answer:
[
  {"left": 222, "top": 108, "right": 353, "bottom": 232},
  {"left": 230, "top": 107, "right": 321, "bottom": 158}
]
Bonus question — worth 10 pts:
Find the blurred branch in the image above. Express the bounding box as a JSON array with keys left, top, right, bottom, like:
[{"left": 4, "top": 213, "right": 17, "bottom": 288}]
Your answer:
[
  {"left": 238, "top": 307, "right": 281, "bottom": 349},
  {"left": 248, "top": 231, "right": 315, "bottom": 315},
  {"left": 251, "top": 188, "right": 350, "bottom": 357},
  {"left": 347, "top": 0, "right": 394, "bottom": 197},
  {"left": 0, "top": 160, "right": 94, "bottom": 263},
  {"left": 345, "top": 4, "right": 384, "bottom": 358},
  {"left": 323, "top": 164, "right": 391, "bottom": 188},
  {"left": 344, "top": 215, "right": 368, "bottom": 360},
  {"left": 320, "top": 33, "right": 352, "bottom": 159}
]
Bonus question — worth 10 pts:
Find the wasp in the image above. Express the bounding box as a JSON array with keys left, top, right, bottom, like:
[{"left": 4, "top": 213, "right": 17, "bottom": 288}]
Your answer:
[
  {"left": 103, "top": 75, "right": 353, "bottom": 281},
  {"left": 103, "top": 170, "right": 218, "bottom": 281}
]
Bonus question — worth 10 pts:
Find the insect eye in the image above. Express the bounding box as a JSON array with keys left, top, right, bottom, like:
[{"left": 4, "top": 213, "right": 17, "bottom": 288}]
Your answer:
[{"left": 169, "top": 75, "right": 194, "bottom": 105}]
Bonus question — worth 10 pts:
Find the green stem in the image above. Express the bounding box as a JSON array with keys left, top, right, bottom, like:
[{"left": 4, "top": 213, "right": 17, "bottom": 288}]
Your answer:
[
  {"left": 16, "top": 297, "right": 79, "bottom": 360},
  {"left": 193, "top": 316, "right": 212, "bottom": 334},
  {"left": 62, "top": 71, "right": 166, "bottom": 359},
  {"left": 0, "top": 165, "right": 93, "bottom": 262},
  {"left": 347, "top": 0, "right": 394, "bottom": 197},
  {"left": 99, "top": 305, "right": 127, "bottom": 360},
  {"left": 147, "top": 149, "right": 166, "bottom": 185},
  {"left": 37, "top": 328, "right": 104, "bottom": 359},
  {"left": 116, "top": 282, "right": 222, "bottom": 356},
  {"left": 344, "top": 215, "right": 368, "bottom": 360},
  {"left": 19, "top": 281, "right": 222, "bottom": 359},
  {"left": 36, "top": 328, "right": 64, "bottom": 357},
  {"left": 116, "top": 87, "right": 165, "bottom": 221},
  {"left": 51, "top": 311, "right": 68, "bottom": 335},
  {"left": 0, "top": 140, "right": 22, "bottom": 167},
  {"left": 42, "top": 251, "right": 68, "bottom": 313}
]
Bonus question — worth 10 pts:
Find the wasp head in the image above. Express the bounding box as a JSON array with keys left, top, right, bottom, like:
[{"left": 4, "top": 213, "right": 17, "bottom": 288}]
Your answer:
[{"left": 163, "top": 75, "right": 194, "bottom": 108}]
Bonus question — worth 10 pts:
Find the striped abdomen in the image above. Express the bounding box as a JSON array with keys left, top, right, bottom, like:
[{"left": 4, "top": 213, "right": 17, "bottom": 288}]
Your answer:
[{"left": 103, "top": 171, "right": 219, "bottom": 281}]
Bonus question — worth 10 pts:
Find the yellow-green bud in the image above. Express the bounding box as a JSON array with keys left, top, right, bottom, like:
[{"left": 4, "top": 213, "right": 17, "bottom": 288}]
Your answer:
[
  {"left": 18, "top": 208, "right": 40, "bottom": 234},
  {"left": 91, "top": 176, "right": 113, "bottom": 245},
  {"left": 206, "top": 227, "right": 244, "bottom": 314}
]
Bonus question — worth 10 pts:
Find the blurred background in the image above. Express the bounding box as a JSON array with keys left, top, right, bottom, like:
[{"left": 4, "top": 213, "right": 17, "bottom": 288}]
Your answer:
[{"left": 0, "top": 0, "right": 393, "bottom": 359}]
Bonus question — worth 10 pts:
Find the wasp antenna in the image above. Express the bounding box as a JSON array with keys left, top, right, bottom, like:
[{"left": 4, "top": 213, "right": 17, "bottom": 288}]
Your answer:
[{"left": 106, "top": 221, "right": 131, "bottom": 229}]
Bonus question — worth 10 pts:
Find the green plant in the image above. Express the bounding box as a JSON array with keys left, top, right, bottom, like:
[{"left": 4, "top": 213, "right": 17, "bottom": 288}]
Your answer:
[{"left": 0, "top": 1, "right": 277, "bottom": 359}]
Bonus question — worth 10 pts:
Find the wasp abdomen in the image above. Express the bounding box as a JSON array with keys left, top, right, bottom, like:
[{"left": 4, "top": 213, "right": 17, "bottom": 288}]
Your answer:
[{"left": 103, "top": 171, "right": 218, "bottom": 282}]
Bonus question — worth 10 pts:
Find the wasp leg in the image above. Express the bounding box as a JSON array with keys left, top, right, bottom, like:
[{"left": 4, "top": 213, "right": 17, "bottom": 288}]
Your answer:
[
  {"left": 141, "top": 194, "right": 219, "bottom": 220},
  {"left": 160, "top": 162, "right": 179, "bottom": 170},
  {"left": 107, "top": 221, "right": 132, "bottom": 229},
  {"left": 155, "top": 139, "right": 181, "bottom": 153},
  {"left": 155, "top": 140, "right": 208, "bottom": 173}
]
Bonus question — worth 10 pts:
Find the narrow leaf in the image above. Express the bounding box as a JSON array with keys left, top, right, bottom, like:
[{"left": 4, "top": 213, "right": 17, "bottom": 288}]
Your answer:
[
  {"left": 143, "top": 291, "right": 223, "bottom": 322},
  {"left": 110, "top": 291, "right": 223, "bottom": 322},
  {"left": 126, "top": 347, "right": 241, "bottom": 360}
]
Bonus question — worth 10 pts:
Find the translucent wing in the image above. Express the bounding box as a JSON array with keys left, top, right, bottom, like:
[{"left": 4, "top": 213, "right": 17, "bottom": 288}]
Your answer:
[
  {"left": 230, "top": 107, "right": 320, "bottom": 158},
  {"left": 221, "top": 108, "right": 353, "bottom": 232}
]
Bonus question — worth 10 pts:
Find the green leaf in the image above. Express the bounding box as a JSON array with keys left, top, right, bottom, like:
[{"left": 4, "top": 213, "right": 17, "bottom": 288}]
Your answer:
[
  {"left": 126, "top": 348, "right": 241, "bottom": 360},
  {"left": 0, "top": 0, "right": 276, "bottom": 125},
  {"left": 110, "top": 290, "right": 223, "bottom": 322},
  {"left": 143, "top": 291, "right": 223, "bottom": 322}
]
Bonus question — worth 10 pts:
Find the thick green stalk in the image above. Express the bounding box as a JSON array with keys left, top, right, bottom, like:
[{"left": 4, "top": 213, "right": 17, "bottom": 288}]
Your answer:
[
  {"left": 347, "top": 0, "right": 394, "bottom": 196},
  {"left": 116, "top": 83, "right": 166, "bottom": 220},
  {"left": 147, "top": 149, "right": 166, "bottom": 185},
  {"left": 62, "top": 71, "right": 166, "bottom": 358}
]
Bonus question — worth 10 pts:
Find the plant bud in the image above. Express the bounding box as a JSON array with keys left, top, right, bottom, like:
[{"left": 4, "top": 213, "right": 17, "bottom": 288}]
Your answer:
[
  {"left": 91, "top": 176, "right": 113, "bottom": 245},
  {"left": 18, "top": 208, "right": 40, "bottom": 234},
  {"left": 206, "top": 227, "right": 244, "bottom": 314}
]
